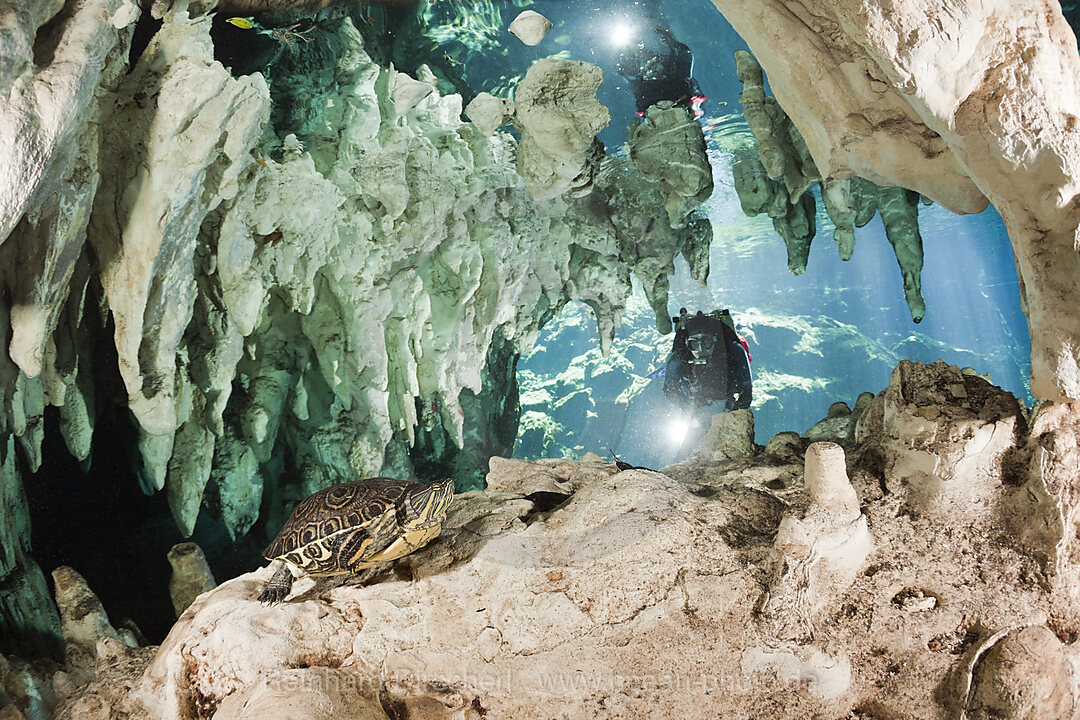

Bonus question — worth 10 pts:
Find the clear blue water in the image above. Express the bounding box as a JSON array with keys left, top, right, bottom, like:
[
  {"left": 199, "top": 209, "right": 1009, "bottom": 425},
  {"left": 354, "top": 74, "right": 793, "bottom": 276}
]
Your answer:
[{"left": 499, "top": 0, "right": 1031, "bottom": 465}]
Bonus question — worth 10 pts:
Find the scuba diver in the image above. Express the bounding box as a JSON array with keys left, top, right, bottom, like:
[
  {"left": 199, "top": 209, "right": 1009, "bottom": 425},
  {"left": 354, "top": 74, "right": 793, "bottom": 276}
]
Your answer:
[
  {"left": 663, "top": 309, "right": 752, "bottom": 412},
  {"left": 617, "top": 24, "right": 706, "bottom": 117}
]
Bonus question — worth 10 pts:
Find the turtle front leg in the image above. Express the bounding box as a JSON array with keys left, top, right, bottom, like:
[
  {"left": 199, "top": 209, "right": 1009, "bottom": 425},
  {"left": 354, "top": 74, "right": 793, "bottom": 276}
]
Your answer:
[{"left": 258, "top": 562, "right": 295, "bottom": 605}]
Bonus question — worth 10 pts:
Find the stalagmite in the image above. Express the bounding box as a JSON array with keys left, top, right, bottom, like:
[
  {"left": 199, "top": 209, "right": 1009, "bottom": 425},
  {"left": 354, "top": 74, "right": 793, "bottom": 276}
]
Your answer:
[
  {"left": 52, "top": 567, "right": 124, "bottom": 687},
  {"left": 167, "top": 543, "right": 217, "bottom": 617},
  {"left": 760, "top": 441, "right": 871, "bottom": 642}
]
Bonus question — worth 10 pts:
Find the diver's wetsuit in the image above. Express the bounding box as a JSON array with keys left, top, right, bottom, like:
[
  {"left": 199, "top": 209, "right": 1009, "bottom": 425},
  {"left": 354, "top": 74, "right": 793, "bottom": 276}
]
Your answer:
[
  {"left": 617, "top": 26, "right": 700, "bottom": 115},
  {"left": 663, "top": 315, "right": 752, "bottom": 411}
]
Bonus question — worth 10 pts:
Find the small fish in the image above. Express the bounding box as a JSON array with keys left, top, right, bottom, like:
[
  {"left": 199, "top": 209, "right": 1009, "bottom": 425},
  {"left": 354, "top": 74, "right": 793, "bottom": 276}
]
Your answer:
[{"left": 226, "top": 17, "right": 254, "bottom": 29}]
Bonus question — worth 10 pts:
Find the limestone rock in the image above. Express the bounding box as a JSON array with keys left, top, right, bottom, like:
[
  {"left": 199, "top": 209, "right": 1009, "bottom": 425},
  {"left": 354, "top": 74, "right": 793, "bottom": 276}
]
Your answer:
[
  {"left": 0, "top": 433, "right": 61, "bottom": 661},
  {"left": 389, "top": 71, "right": 435, "bottom": 118},
  {"left": 52, "top": 567, "right": 124, "bottom": 687},
  {"left": 569, "top": 136, "right": 605, "bottom": 199},
  {"left": 628, "top": 102, "right": 714, "bottom": 227},
  {"left": 165, "top": 393, "right": 215, "bottom": 537},
  {"left": 693, "top": 408, "right": 755, "bottom": 463},
  {"left": 51, "top": 639, "right": 155, "bottom": 720},
  {"left": 167, "top": 543, "right": 217, "bottom": 617},
  {"left": 44, "top": 389, "right": 1080, "bottom": 719},
  {"left": 760, "top": 442, "right": 871, "bottom": 642},
  {"left": 485, "top": 455, "right": 615, "bottom": 495},
  {"left": 764, "top": 430, "right": 805, "bottom": 463},
  {"left": 512, "top": 57, "right": 610, "bottom": 201},
  {"left": 803, "top": 393, "right": 875, "bottom": 446},
  {"left": 966, "top": 626, "right": 1075, "bottom": 719},
  {"left": 733, "top": 50, "right": 926, "bottom": 320},
  {"left": 735, "top": 50, "right": 817, "bottom": 201},
  {"left": 0, "top": 651, "right": 56, "bottom": 720},
  {"left": 999, "top": 400, "right": 1080, "bottom": 590},
  {"left": 464, "top": 92, "right": 514, "bottom": 135},
  {"left": 864, "top": 360, "right": 1025, "bottom": 521},
  {"left": 0, "top": 0, "right": 131, "bottom": 379},
  {"left": 587, "top": 158, "right": 713, "bottom": 335},
  {"left": 213, "top": 668, "right": 390, "bottom": 720},
  {"left": 87, "top": 11, "right": 270, "bottom": 437},
  {"left": 508, "top": 10, "right": 553, "bottom": 46},
  {"left": 0, "top": 705, "right": 26, "bottom": 720}
]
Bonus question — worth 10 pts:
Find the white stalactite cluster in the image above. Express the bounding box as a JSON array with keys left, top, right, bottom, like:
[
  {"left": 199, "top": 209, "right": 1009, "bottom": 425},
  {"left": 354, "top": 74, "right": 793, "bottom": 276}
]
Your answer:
[
  {"left": 733, "top": 50, "right": 928, "bottom": 322},
  {"left": 713, "top": 0, "right": 1080, "bottom": 397},
  {"left": 0, "top": 6, "right": 703, "bottom": 553}
]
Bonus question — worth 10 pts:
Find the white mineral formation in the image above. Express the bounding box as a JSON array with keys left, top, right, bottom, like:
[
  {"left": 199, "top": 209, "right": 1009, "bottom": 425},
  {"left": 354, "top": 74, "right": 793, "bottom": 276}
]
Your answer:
[
  {"left": 627, "top": 102, "right": 714, "bottom": 228},
  {"left": 52, "top": 567, "right": 128, "bottom": 687},
  {"left": 167, "top": 543, "right": 217, "bottom": 617},
  {"left": 512, "top": 57, "right": 611, "bottom": 200},
  {"left": 464, "top": 92, "right": 514, "bottom": 135},
  {"left": 760, "top": 441, "right": 871, "bottom": 642},
  {"left": 965, "top": 626, "right": 1074, "bottom": 719},
  {"left": 733, "top": 50, "right": 927, "bottom": 321},
  {"left": 47, "top": 362, "right": 1080, "bottom": 719},
  {"left": 389, "top": 70, "right": 435, "bottom": 118},
  {"left": 0, "top": 0, "right": 133, "bottom": 380},
  {"left": 998, "top": 399, "right": 1080, "bottom": 595},
  {"left": 856, "top": 360, "right": 1024, "bottom": 521},
  {"left": 713, "top": 0, "right": 1080, "bottom": 399},
  {"left": 508, "top": 10, "right": 553, "bottom": 46}
]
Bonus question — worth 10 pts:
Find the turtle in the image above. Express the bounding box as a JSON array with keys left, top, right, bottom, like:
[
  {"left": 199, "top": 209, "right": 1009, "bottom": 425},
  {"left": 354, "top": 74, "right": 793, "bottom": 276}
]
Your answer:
[{"left": 257, "top": 476, "right": 455, "bottom": 604}]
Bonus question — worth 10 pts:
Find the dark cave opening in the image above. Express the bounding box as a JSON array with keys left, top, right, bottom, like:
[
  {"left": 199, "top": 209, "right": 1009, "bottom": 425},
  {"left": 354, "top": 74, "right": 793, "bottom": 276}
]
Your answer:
[{"left": 25, "top": 408, "right": 264, "bottom": 645}]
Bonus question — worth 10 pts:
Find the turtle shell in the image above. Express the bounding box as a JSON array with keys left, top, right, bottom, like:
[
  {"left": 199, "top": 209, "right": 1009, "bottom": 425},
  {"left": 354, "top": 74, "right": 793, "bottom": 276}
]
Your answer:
[{"left": 264, "top": 477, "right": 423, "bottom": 576}]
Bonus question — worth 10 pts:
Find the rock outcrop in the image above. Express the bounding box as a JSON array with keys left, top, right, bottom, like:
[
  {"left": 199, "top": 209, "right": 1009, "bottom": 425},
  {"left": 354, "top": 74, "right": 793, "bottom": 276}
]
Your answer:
[
  {"left": 627, "top": 102, "right": 714, "bottom": 228},
  {"left": 508, "top": 10, "right": 552, "bottom": 47},
  {"left": 40, "top": 362, "right": 1080, "bottom": 719}
]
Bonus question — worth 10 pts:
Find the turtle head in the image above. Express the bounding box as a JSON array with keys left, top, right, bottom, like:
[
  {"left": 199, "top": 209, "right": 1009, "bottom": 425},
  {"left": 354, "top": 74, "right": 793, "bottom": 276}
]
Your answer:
[{"left": 403, "top": 478, "right": 455, "bottom": 530}]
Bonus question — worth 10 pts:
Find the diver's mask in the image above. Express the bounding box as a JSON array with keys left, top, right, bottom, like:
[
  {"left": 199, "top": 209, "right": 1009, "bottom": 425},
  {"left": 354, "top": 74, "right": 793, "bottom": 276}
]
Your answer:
[{"left": 687, "top": 333, "right": 715, "bottom": 364}]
